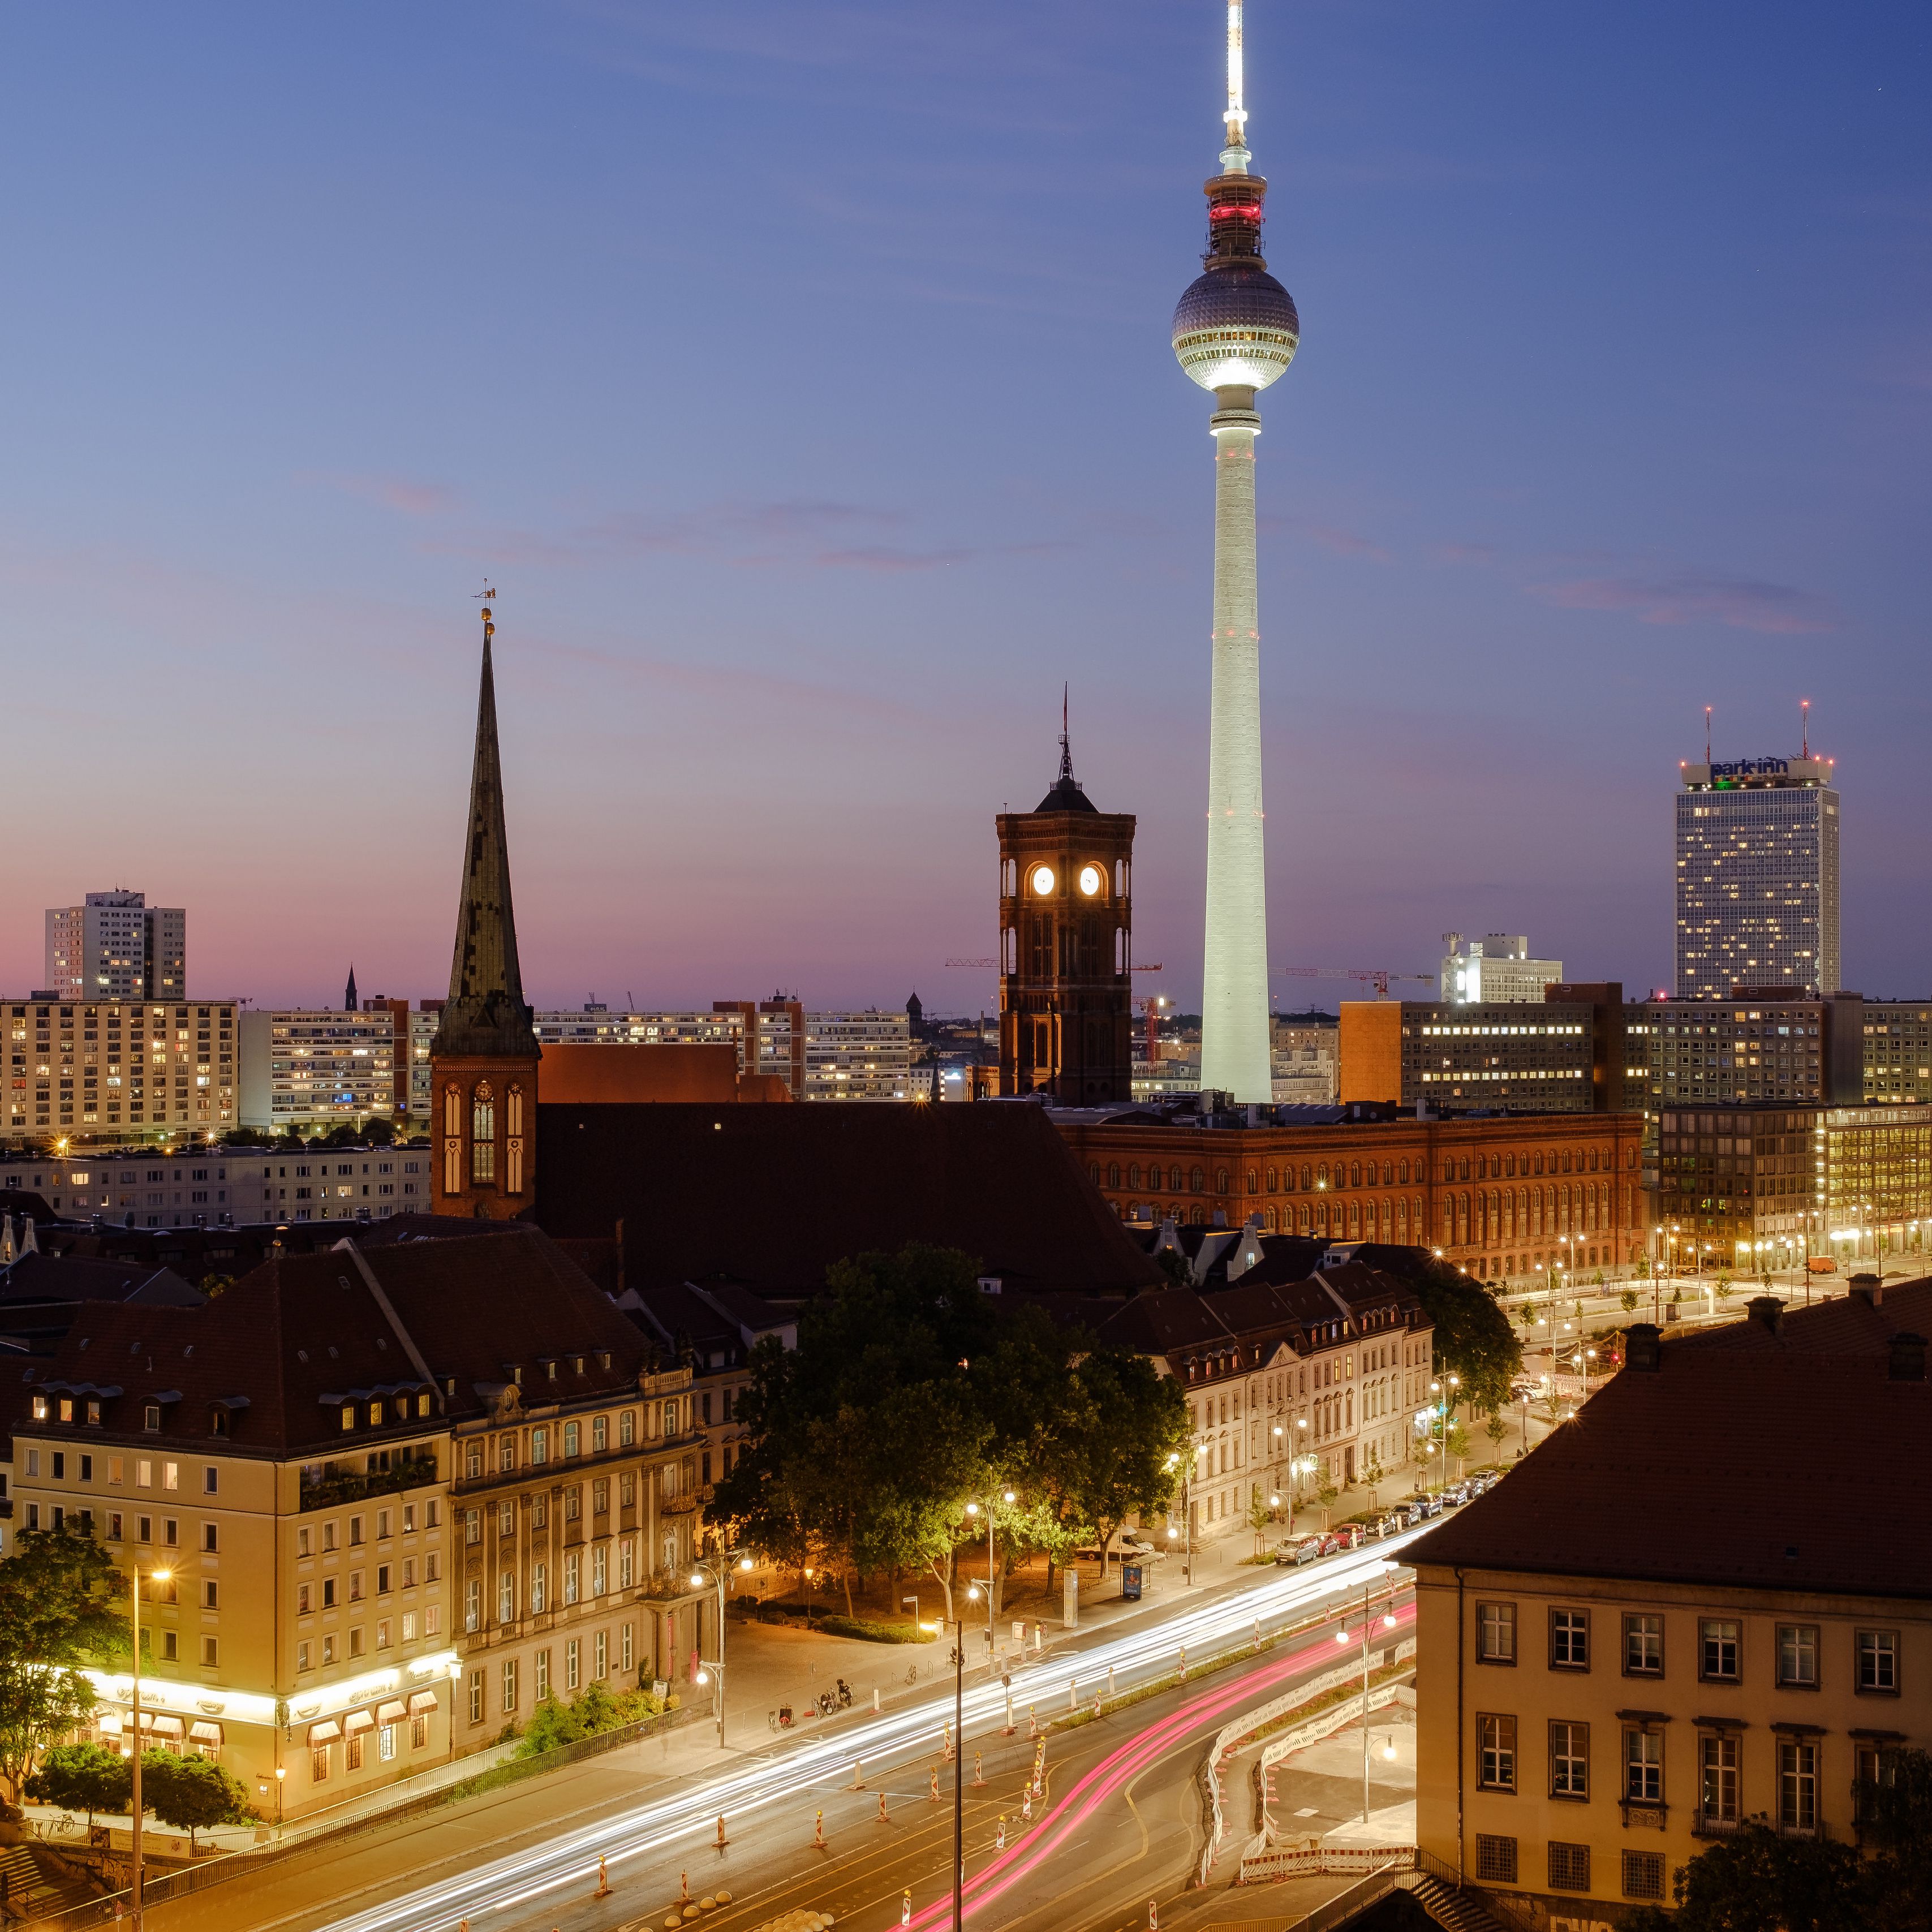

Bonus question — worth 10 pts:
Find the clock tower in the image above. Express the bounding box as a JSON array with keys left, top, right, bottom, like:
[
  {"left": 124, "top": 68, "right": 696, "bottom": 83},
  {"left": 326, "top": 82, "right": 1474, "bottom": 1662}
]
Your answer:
[{"left": 997, "top": 718, "right": 1135, "bottom": 1103}]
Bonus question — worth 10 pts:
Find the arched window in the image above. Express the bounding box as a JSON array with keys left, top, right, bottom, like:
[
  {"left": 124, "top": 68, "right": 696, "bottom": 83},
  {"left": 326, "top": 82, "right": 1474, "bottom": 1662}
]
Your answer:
[
  {"left": 1246, "top": 1169, "right": 1258, "bottom": 1195},
  {"left": 505, "top": 1085, "right": 525, "bottom": 1195},
  {"left": 1128, "top": 1163, "right": 1141, "bottom": 1188},
  {"left": 1349, "top": 1161, "right": 1362, "bottom": 1188},
  {"left": 1317, "top": 1163, "right": 1330, "bottom": 1189},
  {"left": 1088, "top": 1163, "right": 1100, "bottom": 1184},
  {"left": 1190, "top": 1165, "right": 1205, "bottom": 1193},
  {"left": 1215, "top": 1168, "right": 1230, "bottom": 1194},
  {"left": 1107, "top": 1163, "right": 1121, "bottom": 1189},
  {"left": 471, "top": 1083, "right": 496, "bottom": 1184},
  {"left": 1301, "top": 1164, "right": 1313, "bottom": 1191},
  {"left": 443, "top": 1084, "right": 462, "bottom": 1137},
  {"left": 1190, "top": 1205, "right": 1206, "bottom": 1225},
  {"left": 1397, "top": 1159, "right": 1409, "bottom": 1185}
]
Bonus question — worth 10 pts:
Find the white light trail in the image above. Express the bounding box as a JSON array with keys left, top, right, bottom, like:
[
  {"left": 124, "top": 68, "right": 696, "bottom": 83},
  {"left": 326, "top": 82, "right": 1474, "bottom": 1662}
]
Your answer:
[{"left": 320, "top": 1531, "right": 1429, "bottom": 1932}]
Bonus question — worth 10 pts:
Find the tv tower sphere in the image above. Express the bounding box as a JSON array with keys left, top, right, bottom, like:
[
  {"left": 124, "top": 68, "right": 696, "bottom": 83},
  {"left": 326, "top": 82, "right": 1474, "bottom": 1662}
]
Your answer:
[{"left": 1172, "top": 265, "right": 1300, "bottom": 393}]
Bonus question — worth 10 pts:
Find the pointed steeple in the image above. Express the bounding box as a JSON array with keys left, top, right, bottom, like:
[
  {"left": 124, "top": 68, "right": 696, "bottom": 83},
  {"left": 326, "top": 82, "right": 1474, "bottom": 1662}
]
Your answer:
[
  {"left": 344, "top": 963, "right": 359, "bottom": 1012},
  {"left": 438, "top": 600, "right": 538, "bottom": 1059}
]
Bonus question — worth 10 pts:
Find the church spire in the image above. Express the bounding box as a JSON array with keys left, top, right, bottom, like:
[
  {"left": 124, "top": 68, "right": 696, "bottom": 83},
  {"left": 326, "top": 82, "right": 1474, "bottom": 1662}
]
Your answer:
[
  {"left": 438, "top": 597, "right": 537, "bottom": 1059},
  {"left": 344, "top": 963, "right": 358, "bottom": 1012}
]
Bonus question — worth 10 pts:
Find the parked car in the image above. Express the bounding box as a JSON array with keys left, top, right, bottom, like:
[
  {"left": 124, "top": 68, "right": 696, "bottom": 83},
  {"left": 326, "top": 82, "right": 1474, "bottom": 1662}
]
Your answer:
[
  {"left": 1405, "top": 1496, "right": 1442, "bottom": 1525},
  {"left": 1275, "top": 1536, "right": 1323, "bottom": 1566},
  {"left": 1371, "top": 1514, "right": 1405, "bottom": 1539},
  {"left": 1118, "top": 1533, "right": 1158, "bottom": 1555},
  {"left": 1328, "top": 1524, "right": 1365, "bottom": 1550}
]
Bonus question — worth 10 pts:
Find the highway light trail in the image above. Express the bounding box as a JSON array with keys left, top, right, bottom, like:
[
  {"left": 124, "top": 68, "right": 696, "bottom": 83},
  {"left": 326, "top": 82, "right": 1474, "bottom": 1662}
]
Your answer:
[
  {"left": 907, "top": 1600, "right": 1417, "bottom": 1932},
  {"left": 321, "top": 1533, "right": 1427, "bottom": 1931}
]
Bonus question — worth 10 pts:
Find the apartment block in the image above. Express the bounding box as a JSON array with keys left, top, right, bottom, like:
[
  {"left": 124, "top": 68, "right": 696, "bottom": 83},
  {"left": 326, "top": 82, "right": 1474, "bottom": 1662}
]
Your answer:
[
  {"left": 238, "top": 1010, "right": 398, "bottom": 1133},
  {"left": 804, "top": 1010, "right": 912, "bottom": 1101},
  {"left": 45, "top": 891, "right": 186, "bottom": 1002},
  {"left": 1861, "top": 1000, "right": 1932, "bottom": 1105},
  {"left": 0, "top": 1148, "right": 432, "bottom": 1227},
  {"left": 2, "top": 999, "right": 237, "bottom": 1144}
]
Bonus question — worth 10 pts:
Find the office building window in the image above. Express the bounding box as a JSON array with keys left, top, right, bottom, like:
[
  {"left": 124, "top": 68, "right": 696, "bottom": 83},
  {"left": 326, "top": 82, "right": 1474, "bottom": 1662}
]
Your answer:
[
  {"left": 1550, "top": 1609, "right": 1589, "bottom": 1671},
  {"left": 1701, "top": 1733, "right": 1739, "bottom": 1825},
  {"left": 1623, "top": 1612, "right": 1664, "bottom": 1676},
  {"left": 1778, "top": 1625, "right": 1818, "bottom": 1688},
  {"left": 1700, "top": 1619, "right": 1741, "bottom": 1683},
  {"left": 1549, "top": 1721, "right": 1588, "bottom": 1799},
  {"left": 1857, "top": 1630, "right": 1899, "bottom": 1694},
  {"left": 1779, "top": 1738, "right": 1818, "bottom": 1833},
  {"left": 1477, "top": 1714, "right": 1517, "bottom": 1791},
  {"left": 1478, "top": 1602, "right": 1516, "bottom": 1664},
  {"left": 1625, "top": 1727, "right": 1663, "bottom": 1804}
]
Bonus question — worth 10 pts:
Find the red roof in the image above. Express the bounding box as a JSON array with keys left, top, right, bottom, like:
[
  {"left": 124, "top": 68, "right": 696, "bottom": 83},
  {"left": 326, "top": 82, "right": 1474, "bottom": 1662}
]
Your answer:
[{"left": 1407, "top": 1280, "right": 1932, "bottom": 1599}]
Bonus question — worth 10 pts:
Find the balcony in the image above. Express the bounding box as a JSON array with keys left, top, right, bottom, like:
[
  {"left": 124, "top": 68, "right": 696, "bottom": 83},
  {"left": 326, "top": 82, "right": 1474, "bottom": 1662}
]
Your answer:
[{"left": 299, "top": 1454, "right": 439, "bottom": 1512}]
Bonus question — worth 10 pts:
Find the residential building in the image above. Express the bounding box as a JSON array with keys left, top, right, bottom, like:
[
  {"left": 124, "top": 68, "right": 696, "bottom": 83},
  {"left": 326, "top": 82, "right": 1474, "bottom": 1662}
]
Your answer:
[
  {"left": 712, "top": 999, "right": 806, "bottom": 1100},
  {"left": 1861, "top": 1000, "right": 1932, "bottom": 1104},
  {"left": 1271, "top": 1012, "right": 1337, "bottom": 1105},
  {"left": 238, "top": 1010, "right": 398, "bottom": 1134},
  {"left": 996, "top": 728, "right": 1136, "bottom": 1103},
  {"left": 1340, "top": 984, "right": 1640, "bottom": 1116},
  {"left": 3, "top": 1227, "right": 705, "bottom": 1817},
  {"left": 1676, "top": 750, "right": 1839, "bottom": 999},
  {"left": 536, "top": 1007, "right": 740, "bottom": 1051},
  {"left": 44, "top": 892, "right": 186, "bottom": 1002},
  {"left": 1409, "top": 1288, "right": 1930, "bottom": 1926},
  {"left": 359, "top": 996, "right": 416, "bottom": 1116},
  {"left": 0, "top": 1147, "right": 432, "bottom": 1228},
  {"left": 1440, "top": 933, "right": 1563, "bottom": 1006},
  {"left": 1053, "top": 1106, "right": 1649, "bottom": 1285},
  {"left": 1095, "top": 1246, "right": 1434, "bottom": 1535},
  {"left": 804, "top": 1012, "right": 912, "bottom": 1101},
  {"left": 2, "top": 998, "right": 238, "bottom": 1144},
  {"left": 408, "top": 1006, "right": 441, "bottom": 1122},
  {"left": 1653, "top": 1103, "right": 1822, "bottom": 1277}
]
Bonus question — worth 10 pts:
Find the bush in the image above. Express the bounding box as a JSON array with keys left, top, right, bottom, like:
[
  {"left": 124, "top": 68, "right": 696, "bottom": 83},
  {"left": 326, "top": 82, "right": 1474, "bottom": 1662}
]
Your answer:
[
  {"left": 513, "top": 1682, "right": 672, "bottom": 1759},
  {"left": 816, "top": 1616, "right": 936, "bottom": 1645},
  {"left": 140, "top": 1752, "right": 253, "bottom": 1851}
]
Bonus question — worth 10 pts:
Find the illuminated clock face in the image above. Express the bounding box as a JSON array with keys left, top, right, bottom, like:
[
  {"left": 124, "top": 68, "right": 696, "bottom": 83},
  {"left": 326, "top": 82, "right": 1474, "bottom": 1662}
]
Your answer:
[
  {"left": 1030, "top": 865, "right": 1056, "bottom": 896},
  {"left": 1078, "top": 864, "right": 1103, "bottom": 897}
]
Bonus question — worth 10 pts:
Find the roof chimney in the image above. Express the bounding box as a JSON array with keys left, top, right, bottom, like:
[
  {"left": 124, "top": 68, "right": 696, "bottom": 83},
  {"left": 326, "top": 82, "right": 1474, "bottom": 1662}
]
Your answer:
[
  {"left": 1850, "top": 1275, "right": 1883, "bottom": 1309},
  {"left": 1625, "top": 1323, "right": 1662, "bottom": 1372},
  {"left": 1889, "top": 1332, "right": 1926, "bottom": 1383},
  {"left": 1747, "top": 1295, "right": 1784, "bottom": 1335}
]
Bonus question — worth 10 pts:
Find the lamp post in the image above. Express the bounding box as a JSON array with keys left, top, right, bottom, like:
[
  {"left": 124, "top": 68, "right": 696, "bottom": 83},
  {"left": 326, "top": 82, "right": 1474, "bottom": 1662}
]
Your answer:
[
  {"left": 128, "top": 1560, "right": 172, "bottom": 1929},
  {"left": 1335, "top": 1570, "right": 1400, "bottom": 1823},
  {"left": 962, "top": 1491, "right": 1014, "bottom": 1662},
  {"left": 1164, "top": 1451, "right": 1193, "bottom": 1585},
  {"left": 949, "top": 1584, "right": 984, "bottom": 1932},
  {"left": 689, "top": 1551, "right": 755, "bottom": 1748}
]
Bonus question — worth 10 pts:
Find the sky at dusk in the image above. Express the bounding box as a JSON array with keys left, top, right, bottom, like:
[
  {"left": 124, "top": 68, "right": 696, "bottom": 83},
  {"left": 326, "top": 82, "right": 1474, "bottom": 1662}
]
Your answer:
[{"left": 2, "top": 2, "right": 1926, "bottom": 1016}]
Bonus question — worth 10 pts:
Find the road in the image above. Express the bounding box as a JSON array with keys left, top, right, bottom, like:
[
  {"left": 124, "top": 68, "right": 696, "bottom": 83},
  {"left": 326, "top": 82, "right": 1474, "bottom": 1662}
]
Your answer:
[{"left": 179, "top": 1534, "right": 1428, "bottom": 1932}]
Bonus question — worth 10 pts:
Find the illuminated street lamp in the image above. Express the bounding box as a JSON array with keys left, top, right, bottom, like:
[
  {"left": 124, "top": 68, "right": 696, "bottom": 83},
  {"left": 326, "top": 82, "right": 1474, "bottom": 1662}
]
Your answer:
[
  {"left": 689, "top": 1550, "right": 756, "bottom": 1747},
  {"left": 128, "top": 1561, "right": 174, "bottom": 1928}
]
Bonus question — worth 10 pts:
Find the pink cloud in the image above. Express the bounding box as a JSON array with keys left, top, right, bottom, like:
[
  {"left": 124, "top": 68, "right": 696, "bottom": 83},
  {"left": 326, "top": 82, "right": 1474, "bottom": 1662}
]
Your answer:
[
  {"left": 304, "top": 471, "right": 459, "bottom": 517},
  {"left": 1527, "top": 574, "right": 1835, "bottom": 635}
]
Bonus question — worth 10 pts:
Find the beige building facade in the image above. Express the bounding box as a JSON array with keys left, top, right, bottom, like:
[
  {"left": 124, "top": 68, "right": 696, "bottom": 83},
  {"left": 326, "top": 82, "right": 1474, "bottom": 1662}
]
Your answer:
[{"left": 3, "top": 998, "right": 237, "bottom": 1144}]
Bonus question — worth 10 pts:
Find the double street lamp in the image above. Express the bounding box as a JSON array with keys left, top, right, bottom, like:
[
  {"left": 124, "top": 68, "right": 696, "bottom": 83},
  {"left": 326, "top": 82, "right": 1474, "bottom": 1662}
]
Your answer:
[
  {"left": 689, "top": 1551, "right": 756, "bottom": 1749},
  {"left": 947, "top": 1584, "right": 984, "bottom": 1932},
  {"left": 962, "top": 1491, "right": 1015, "bottom": 1660}
]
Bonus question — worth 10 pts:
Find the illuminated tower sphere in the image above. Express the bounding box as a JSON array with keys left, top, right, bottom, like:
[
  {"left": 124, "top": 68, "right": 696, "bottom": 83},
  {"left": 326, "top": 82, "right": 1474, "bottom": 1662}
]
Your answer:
[{"left": 1173, "top": 0, "right": 1298, "bottom": 1104}]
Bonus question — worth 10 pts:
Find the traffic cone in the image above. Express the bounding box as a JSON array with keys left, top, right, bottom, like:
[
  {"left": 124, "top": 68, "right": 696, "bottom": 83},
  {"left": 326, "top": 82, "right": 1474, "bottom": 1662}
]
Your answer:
[
  {"left": 878, "top": 1792, "right": 889, "bottom": 1823},
  {"left": 1149, "top": 1899, "right": 1159, "bottom": 1930},
  {"left": 973, "top": 1750, "right": 985, "bottom": 1787},
  {"left": 813, "top": 1810, "right": 824, "bottom": 1849},
  {"left": 595, "top": 1854, "right": 611, "bottom": 1899},
  {"left": 1022, "top": 1787, "right": 1032, "bottom": 1822},
  {"left": 996, "top": 1815, "right": 1006, "bottom": 1850},
  {"left": 681, "top": 1872, "right": 691, "bottom": 1903},
  {"left": 901, "top": 1891, "right": 911, "bottom": 1928},
  {"left": 929, "top": 1767, "right": 940, "bottom": 1804},
  {"left": 715, "top": 1814, "right": 728, "bottom": 1850},
  {"left": 1027, "top": 1706, "right": 1039, "bottom": 1737}
]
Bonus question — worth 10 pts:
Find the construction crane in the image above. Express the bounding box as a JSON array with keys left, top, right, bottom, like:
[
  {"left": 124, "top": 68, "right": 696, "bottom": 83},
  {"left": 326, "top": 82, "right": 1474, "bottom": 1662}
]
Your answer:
[
  {"left": 1277, "top": 965, "right": 1435, "bottom": 1000},
  {"left": 944, "top": 958, "right": 997, "bottom": 969}
]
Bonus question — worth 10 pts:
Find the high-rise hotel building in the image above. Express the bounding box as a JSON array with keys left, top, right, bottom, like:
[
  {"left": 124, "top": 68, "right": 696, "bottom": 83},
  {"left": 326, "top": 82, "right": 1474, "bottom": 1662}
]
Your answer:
[
  {"left": 1675, "top": 752, "right": 1839, "bottom": 999},
  {"left": 45, "top": 891, "right": 186, "bottom": 1001}
]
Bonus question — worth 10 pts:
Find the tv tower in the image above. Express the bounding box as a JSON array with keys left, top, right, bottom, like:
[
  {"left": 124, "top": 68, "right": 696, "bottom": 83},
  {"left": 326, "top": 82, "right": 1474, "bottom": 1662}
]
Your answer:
[{"left": 1173, "top": 0, "right": 1299, "bottom": 1103}]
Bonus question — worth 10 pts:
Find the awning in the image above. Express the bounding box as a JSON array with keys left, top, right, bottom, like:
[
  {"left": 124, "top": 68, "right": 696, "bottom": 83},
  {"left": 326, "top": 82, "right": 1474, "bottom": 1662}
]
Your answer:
[
  {"left": 343, "top": 1709, "right": 375, "bottom": 1735},
  {"left": 188, "top": 1722, "right": 223, "bottom": 1745},
  {"left": 143, "top": 1714, "right": 184, "bottom": 1738},
  {"left": 376, "top": 1700, "right": 407, "bottom": 1726},
  {"left": 97, "top": 1711, "right": 124, "bottom": 1735},
  {"left": 407, "top": 1690, "right": 439, "bottom": 1714},
  {"left": 307, "top": 1719, "right": 342, "bottom": 1745}
]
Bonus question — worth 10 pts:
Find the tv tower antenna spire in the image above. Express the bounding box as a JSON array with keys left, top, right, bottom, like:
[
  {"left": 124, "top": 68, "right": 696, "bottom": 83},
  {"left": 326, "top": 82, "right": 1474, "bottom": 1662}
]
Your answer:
[{"left": 1801, "top": 698, "right": 1810, "bottom": 759}]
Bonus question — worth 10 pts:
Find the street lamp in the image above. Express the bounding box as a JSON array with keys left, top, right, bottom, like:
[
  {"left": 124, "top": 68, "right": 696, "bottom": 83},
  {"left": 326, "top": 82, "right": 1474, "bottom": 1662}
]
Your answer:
[
  {"left": 1335, "top": 1568, "right": 1402, "bottom": 1825},
  {"left": 1164, "top": 1451, "right": 1194, "bottom": 1585},
  {"left": 688, "top": 1551, "right": 755, "bottom": 1748},
  {"left": 128, "top": 1561, "right": 173, "bottom": 1928},
  {"left": 949, "top": 1583, "right": 984, "bottom": 1932},
  {"left": 962, "top": 1491, "right": 1014, "bottom": 1659}
]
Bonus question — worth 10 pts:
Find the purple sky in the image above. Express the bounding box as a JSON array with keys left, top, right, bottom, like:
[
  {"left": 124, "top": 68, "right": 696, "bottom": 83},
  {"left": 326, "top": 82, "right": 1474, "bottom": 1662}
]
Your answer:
[{"left": 2, "top": 2, "right": 1926, "bottom": 1015}]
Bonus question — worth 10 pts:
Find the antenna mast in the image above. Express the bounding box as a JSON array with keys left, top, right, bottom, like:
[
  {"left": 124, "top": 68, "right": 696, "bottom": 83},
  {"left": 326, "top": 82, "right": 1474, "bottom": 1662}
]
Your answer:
[
  {"left": 1801, "top": 698, "right": 1810, "bottom": 759},
  {"left": 1223, "top": 1, "right": 1250, "bottom": 167},
  {"left": 1705, "top": 705, "right": 1712, "bottom": 765}
]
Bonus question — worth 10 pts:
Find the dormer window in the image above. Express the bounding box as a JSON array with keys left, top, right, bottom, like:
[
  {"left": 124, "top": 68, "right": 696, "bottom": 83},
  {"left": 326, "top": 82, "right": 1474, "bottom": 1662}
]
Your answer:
[
  {"left": 210, "top": 1408, "right": 228, "bottom": 1438},
  {"left": 144, "top": 1404, "right": 161, "bottom": 1432},
  {"left": 31, "top": 1395, "right": 48, "bottom": 1422},
  {"left": 510, "top": 1365, "right": 523, "bottom": 1387},
  {"left": 545, "top": 1360, "right": 558, "bottom": 1382},
  {"left": 597, "top": 1351, "right": 612, "bottom": 1372},
  {"left": 340, "top": 1405, "right": 356, "bottom": 1431},
  {"left": 58, "top": 1397, "right": 74, "bottom": 1424},
  {"left": 573, "top": 1356, "right": 584, "bottom": 1376},
  {"left": 86, "top": 1400, "right": 101, "bottom": 1426},
  {"left": 367, "top": 1401, "right": 382, "bottom": 1427}
]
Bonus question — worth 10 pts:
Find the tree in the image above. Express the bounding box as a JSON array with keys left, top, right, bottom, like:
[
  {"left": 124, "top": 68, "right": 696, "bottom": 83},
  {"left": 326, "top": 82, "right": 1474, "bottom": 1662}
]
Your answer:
[
  {"left": 1368, "top": 1251, "right": 1521, "bottom": 1415},
  {"left": 1362, "top": 1458, "right": 1386, "bottom": 1509},
  {"left": 1634, "top": 1254, "right": 1652, "bottom": 1281},
  {"left": 24, "top": 1741, "right": 130, "bottom": 1827},
  {"left": 1617, "top": 1819, "right": 1870, "bottom": 1932},
  {"left": 1716, "top": 1271, "right": 1735, "bottom": 1301},
  {"left": 218, "top": 1127, "right": 268, "bottom": 1148},
  {"left": 361, "top": 1116, "right": 397, "bottom": 1146},
  {"left": 140, "top": 1750, "right": 252, "bottom": 1852},
  {"left": 0, "top": 1526, "right": 126, "bottom": 1803},
  {"left": 1056, "top": 1350, "right": 1190, "bottom": 1560},
  {"left": 1153, "top": 1247, "right": 1191, "bottom": 1289},
  {"left": 1247, "top": 1491, "right": 1272, "bottom": 1555},
  {"left": 1482, "top": 1410, "right": 1507, "bottom": 1464},
  {"left": 1620, "top": 1288, "right": 1640, "bottom": 1315}
]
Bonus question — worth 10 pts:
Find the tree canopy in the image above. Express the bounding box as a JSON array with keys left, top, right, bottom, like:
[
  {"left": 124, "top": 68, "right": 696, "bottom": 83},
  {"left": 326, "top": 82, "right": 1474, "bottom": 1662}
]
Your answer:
[
  {"left": 0, "top": 1526, "right": 127, "bottom": 1803},
  {"left": 1368, "top": 1249, "right": 1521, "bottom": 1414},
  {"left": 709, "top": 1246, "right": 1190, "bottom": 1611}
]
